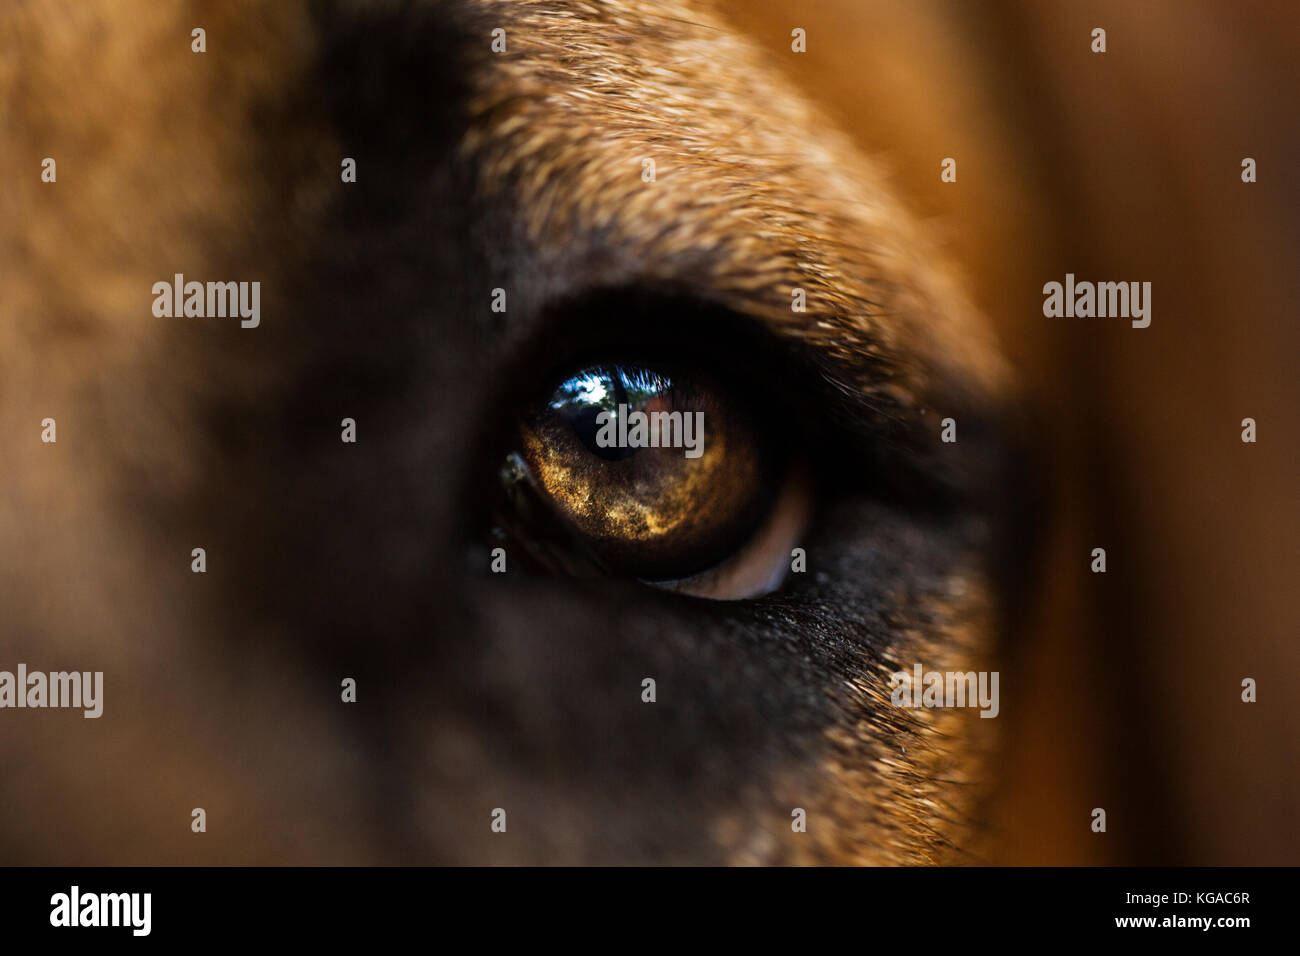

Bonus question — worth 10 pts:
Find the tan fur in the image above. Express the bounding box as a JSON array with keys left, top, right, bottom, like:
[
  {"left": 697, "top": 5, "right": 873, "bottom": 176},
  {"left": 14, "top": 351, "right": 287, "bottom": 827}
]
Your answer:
[{"left": 2, "top": 0, "right": 1022, "bottom": 865}]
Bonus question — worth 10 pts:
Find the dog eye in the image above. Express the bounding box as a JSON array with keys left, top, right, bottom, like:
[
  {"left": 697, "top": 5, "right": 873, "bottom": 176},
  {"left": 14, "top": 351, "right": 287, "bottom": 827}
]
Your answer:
[{"left": 499, "top": 361, "right": 810, "bottom": 599}]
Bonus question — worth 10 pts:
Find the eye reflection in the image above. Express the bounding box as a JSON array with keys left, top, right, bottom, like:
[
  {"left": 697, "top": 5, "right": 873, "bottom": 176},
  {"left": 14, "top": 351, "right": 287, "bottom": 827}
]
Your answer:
[
  {"left": 547, "top": 367, "right": 678, "bottom": 462},
  {"left": 508, "top": 362, "right": 781, "bottom": 582}
]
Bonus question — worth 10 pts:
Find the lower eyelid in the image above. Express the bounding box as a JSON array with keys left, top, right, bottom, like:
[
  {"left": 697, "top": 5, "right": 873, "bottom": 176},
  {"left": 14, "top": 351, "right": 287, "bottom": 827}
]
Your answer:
[{"left": 645, "top": 465, "right": 813, "bottom": 601}]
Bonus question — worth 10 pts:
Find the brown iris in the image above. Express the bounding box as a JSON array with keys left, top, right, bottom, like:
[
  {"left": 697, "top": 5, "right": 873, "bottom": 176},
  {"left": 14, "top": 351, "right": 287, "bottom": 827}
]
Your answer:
[{"left": 513, "top": 364, "right": 776, "bottom": 580}]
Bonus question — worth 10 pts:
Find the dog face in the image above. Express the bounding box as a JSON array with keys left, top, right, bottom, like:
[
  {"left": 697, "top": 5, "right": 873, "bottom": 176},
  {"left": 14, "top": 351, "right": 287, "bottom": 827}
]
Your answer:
[{"left": 1, "top": 0, "right": 1023, "bottom": 864}]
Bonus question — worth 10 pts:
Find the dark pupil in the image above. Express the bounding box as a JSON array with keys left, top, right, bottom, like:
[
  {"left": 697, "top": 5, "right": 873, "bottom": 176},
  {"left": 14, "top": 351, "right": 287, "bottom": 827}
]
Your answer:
[{"left": 548, "top": 366, "right": 674, "bottom": 462}]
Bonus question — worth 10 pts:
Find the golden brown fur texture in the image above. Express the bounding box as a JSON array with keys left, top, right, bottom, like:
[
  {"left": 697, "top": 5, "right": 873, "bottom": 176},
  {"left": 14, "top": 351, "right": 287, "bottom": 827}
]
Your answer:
[
  {"left": 464, "top": 0, "right": 1009, "bottom": 427},
  {"left": 3, "top": 0, "right": 1294, "bottom": 866},
  {"left": 460, "top": 2, "right": 1010, "bottom": 863},
  {"left": 1, "top": 0, "right": 1011, "bottom": 865},
  {"left": 727, "top": 0, "right": 1300, "bottom": 864}
]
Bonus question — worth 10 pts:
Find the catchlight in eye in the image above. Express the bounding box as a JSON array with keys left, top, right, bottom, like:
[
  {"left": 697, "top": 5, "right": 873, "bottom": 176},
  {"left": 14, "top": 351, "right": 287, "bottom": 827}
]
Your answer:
[{"left": 497, "top": 360, "right": 811, "bottom": 599}]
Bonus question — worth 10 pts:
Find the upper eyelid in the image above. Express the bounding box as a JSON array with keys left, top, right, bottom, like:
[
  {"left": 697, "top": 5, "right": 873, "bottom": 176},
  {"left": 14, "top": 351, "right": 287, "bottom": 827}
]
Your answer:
[
  {"left": 498, "top": 286, "right": 927, "bottom": 461},
  {"left": 477, "top": 283, "right": 999, "bottom": 527}
]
